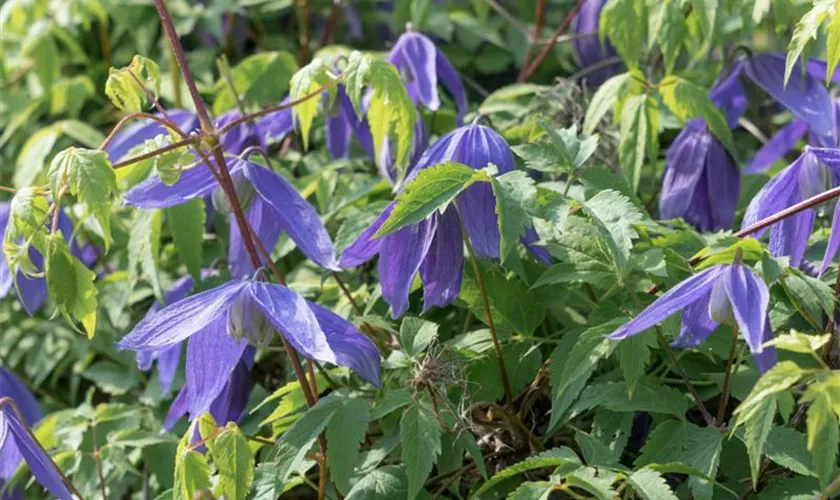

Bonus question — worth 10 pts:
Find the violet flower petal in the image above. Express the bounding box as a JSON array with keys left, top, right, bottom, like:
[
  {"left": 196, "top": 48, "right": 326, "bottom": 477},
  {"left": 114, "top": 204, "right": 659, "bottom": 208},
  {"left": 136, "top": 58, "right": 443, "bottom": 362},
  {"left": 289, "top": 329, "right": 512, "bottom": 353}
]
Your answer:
[
  {"left": 306, "top": 301, "right": 382, "bottom": 386},
  {"left": 185, "top": 320, "right": 249, "bottom": 416},
  {"left": 379, "top": 217, "right": 437, "bottom": 318},
  {"left": 724, "top": 265, "right": 769, "bottom": 354},
  {"left": 419, "top": 208, "right": 464, "bottom": 311},
  {"left": 339, "top": 202, "right": 395, "bottom": 268},
  {"left": 747, "top": 118, "right": 810, "bottom": 174}
]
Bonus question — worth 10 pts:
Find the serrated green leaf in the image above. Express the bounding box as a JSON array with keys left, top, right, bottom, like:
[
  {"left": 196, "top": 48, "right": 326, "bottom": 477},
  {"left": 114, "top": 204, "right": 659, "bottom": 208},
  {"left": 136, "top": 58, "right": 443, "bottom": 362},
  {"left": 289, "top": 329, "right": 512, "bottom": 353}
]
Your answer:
[
  {"left": 827, "top": 1, "right": 840, "bottom": 83},
  {"left": 46, "top": 232, "right": 98, "bottom": 337},
  {"left": 628, "top": 468, "right": 679, "bottom": 500},
  {"left": 47, "top": 147, "right": 117, "bottom": 250},
  {"left": 491, "top": 170, "right": 536, "bottom": 261},
  {"left": 174, "top": 450, "right": 211, "bottom": 500},
  {"left": 636, "top": 421, "right": 723, "bottom": 500},
  {"left": 506, "top": 481, "right": 554, "bottom": 500},
  {"left": 764, "top": 331, "right": 831, "bottom": 354},
  {"left": 473, "top": 447, "right": 580, "bottom": 497},
  {"left": 618, "top": 94, "right": 648, "bottom": 191},
  {"left": 213, "top": 51, "right": 298, "bottom": 114},
  {"left": 345, "top": 466, "right": 408, "bottom": 500},
  {"left": 616, "top": 330, "right": 656, "bottom": 397},
  {"left": 743, "top": 397, "right": 776, "bottom": 486},
  {"left": 763, "top": 427, "right": 816, "bottom": 476},
  {"left": 781, "top": 270, "right": 835, "bottom": 324},
  {"left": 566, "top": 467, "right": 617, "bottom": 500},
  {"left": 734, "top": 361, "right": 804, "bottom": 429},
  {"left": 127, "top": 209, "right": 164, "bottom": 302},
  {"left": 165, "top": 198, "right": 205, "bottom": 282},
  {"left": 400, "top": 404, "right": 442, "bottom": 499},
  {"left": 649, "top": 0, "right": 686, "bottom": 74},
  {"left": 327, "top": 397, "right": 372, "bottom": 495},
  {"left": 600, "top": 0, "right": 646, "bottom": 67},
  {"left": 800, "top": 380, "right": 840, "bottom": 487},
  {"left": 105, "top": 55, "right": 161, "bottom": 113},
  {"left": 290, "top": 58, "right": 334, "bottom": 149},
  {"left": 785, "top": 0, "right": 833, "bottom": 86},
  {"left": 584, "top": 73, "right": 631, "bottom": 135},
  {"left": 375, "top": 161, "right": 482, "bottom": 238},
  {"left": 211, "top": 425, "right": 255, "bottom": 500},
  {"left": 658, "top": 75, "right": 735, "bottom": 157},
  {"left": 571, "top": 379, "right": 689, "bottom": 419},
  {"left": 399, "top": 316, "right": 439, "bottom": 356}
]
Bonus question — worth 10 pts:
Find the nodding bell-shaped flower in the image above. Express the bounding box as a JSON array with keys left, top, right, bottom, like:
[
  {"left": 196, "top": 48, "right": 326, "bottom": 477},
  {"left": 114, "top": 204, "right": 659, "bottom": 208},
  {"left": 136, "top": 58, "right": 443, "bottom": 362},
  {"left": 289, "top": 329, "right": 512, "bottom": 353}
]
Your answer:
[
  {"left": 0, "top": 369, "right": 72, "bottom": 500},
  {"left": 609, "top": 262, "right": 777, "bottom": 373},
  {"left": 1, "top": 204, "right": 97, "bottom": 314},
  {"left": 123, "top": 157, "right": 339, "bottom": 278},
  {"left": 387, "top": 29, "right": 468, "bottom": 124},
  {"left": 571, "top": 0, "right": 623, "bottom": 86},
  {"left": 116, "top": 277, "right": 381, "bottom": 418},
  {"left": 741, "top": 147, "right": 840, "bottom": 269},
  {"left": 340, "top": 122, "right": 551, "bottom": 318}
]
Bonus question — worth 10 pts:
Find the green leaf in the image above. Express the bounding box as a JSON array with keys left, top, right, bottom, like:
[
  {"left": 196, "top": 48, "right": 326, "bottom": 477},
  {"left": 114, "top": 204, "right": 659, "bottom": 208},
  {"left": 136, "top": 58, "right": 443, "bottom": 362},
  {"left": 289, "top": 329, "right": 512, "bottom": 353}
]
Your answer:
[
  {"left": 584, "top": 73, "right": 631, "bottom": 135},
  {"left": 127, "top": 209, "right": 164, "bottom": 302},
  {"left": 743, "top": 397, "right": 776, "bottom": 486},
  {"left": 512, "top": 142, "right": 566, "bottom": 172},
  {"left": 46, "top": 232, "right": 98, "bottom": 337},
  {"left": 399, "top": 317, "right": 439, "bottom": 357},
  {"left": 565, "top": 467, "right": 618, "bottom": 500},
  {"left": 213, "top": 51, "right": 298, "bottom": 114},
  {"left": 491, "top": 170, "right": 536, "bottom": 261},
  {"left": 600, "top": 0, "right": 646, "bottom": 67},
  {"left": 174, "top": 421, "right": 211, "bottom": 500},
  {"left": 583, "top": 189, "right": 647, "bottom": 278},
  {"left": 571, "top": 379, "right": 689, "bottom": 420},
  {"left": 785, "top": 0, "right": 834, "bottom": 86},
  {"left": 636, "top": 421, "right": 723, "bottom": 500},
  {"left": 733, "top": 361, "right": 805, "bottom": 429},
  {"left": 105, "top": 55, "right": 161, "bottom": 113},
  {"left": 764, "top": 331, "right": 831, "bottom": 354},
  {"left": 345, "top": 466, "right": 408, "bottom": 500},
  {"left": 165, "top": 199, "right": 205, "bottom": 282},
  {"left": 289, "top": 58, "right": 334, "bottom": 149},
  {"left": 14, "top": 125, "right": 60, "bottom": 188},
  {"left": 616, "top": 330, "right": 656, "bottom": 397},
  {"left": 473, "top": 448, "right": 580, "bottom": 497},
  {"left": 47, "top": 147, "right": 117, "bottom": 250},
  {"left": 400, "top": 404, "right": 442, "bottom": 499},
  {"left": 627, "top": 468, "right": 679, "bottom": 500},
  {"left": 658, "top": 75, "right": 735, "bottom": 157},
  {"left": 618, "top": 94, "right": 648, "bottom": 191},
  {"left": 763, "top": 427, "right": 816, "bottom": 476},
  {"left": 507, "top": 482, "right": 554, "bottom": 500},
  {"left": 343, "top": 51, "right": 417, "bottom": 180},
  {"left": 649, "top": 0, "right": 686, "bottom": 74},
  {"left": 827, "top": 1, "right": 840, "bottom": 83},
  {"left": 691, "top": 0, "right": 716, "bottom": 39},
  {"left": 781, "top": 270, "right": 835, "bottom": 324},
  {"left": 801, "top": 380, "right": 840, "bottom": 486},
  {"left": 210, "top": 425, "right": 255, "bottom": 500},
  {"left": 375, "top": 161, "right": 483, "bottom": 238},
  {"left": 515, "top": 123, "right": 599, "bottom": 173},
  {"left": 326, "top": 397, "right": 372, "bottom": 495}
]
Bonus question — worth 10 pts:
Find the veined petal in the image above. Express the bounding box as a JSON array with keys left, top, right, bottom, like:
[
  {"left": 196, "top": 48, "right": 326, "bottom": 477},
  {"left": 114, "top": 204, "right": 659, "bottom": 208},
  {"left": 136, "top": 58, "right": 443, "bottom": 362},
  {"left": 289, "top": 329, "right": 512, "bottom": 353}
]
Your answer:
[
  {"left": 455, "top": 183, "right": 501, "bottom": 259},
  {"left": 185, "top": 319, "right": 249, "bottom": 417},
  {"left": 821, "top": 200, "right": 840, "bottom": 276},
  {"left": 163, "top": 386, "right": 189, "bottom": 430},
  {"left": 741, "top": 152, "right": 807, "bottom": 233},
  {"left": 215, "top": 111, "right": 261, "bottom": 154},
  {"left": 747, "top": 119, "right": 810, "bottom": 174},
  {"left": 123, "top": 163, "right": 221, "bottom": 209},
  {"left": 704, "top": 138, "right": 740, "bottom": 230},
  {"left": 768, "top": 206, "right": 814, "bottom": 267},
  {"left": 710, "top": 61, "right": 747, "bottom": 128},
  {"left": 571, "top": 0, "right": 621, "bottom": 86},
  {"left": 389, "top": 32, "right": 440, "bottom": 111},
  {"left": 306, "top": 301, "right": 381, "bottom": 386},
  {"left": 0, "top": 369, "right": 41, "bottom": 427},
  {"left": 244, "top": 163, "right": 339, "bottom": 271},
  {"left": 247, "top": 282, "right": 336, "bottom": 364},
  {"left": 155, "top": 345, "right": 182, "bottom": 395},
  {"left": 3, "top": 410, "right": 73, "bottom": 500},
  {"left": 207, "top": 358, "right": 253, "bottom": 425},
  {"left": 228, "top": 196, "right": 283, "bottom": 278},
  {"left": 420, "top": 208, "right": 464, "bottom": 311},
  {"left": 671, "top": 291, "right": 719, "bottom": 348},
  {"left": 608, "top": 266, "right": 726, "bottom": 340},
  {"left": 116, "top": 281, "right": 248, "bottom": 352},
  {"left": 435, "top": 48, "right": 467, "bottom": 124},
  {"left": 724, "top": 265, "right": 769, "bottom": 354},
  {"left": 105, "top": 110, "right": 199, "bottom": 163},
  {"left": 659, "top": 123, "right": 712, "bottom": 221},
  {"left": 753, "top": 321, "right": 778, "bottom": 373},
  {"left": 808, "top": 146, "right": 840, "bottom": 175},
  {"left": 380, "top": 217, "right": 437, "bottom": 318},
  {"left": 743, "top": 53, "right": 834, "bottom": 136},
  {"left": 326, "top": 94, "right": 354, "bottom": 159},
  {"left": 0, "top": 204, "right": 10, "bottom": 299},
  {"left": 256, "top": 99, "right": 294, "bottom": 144},
  {"left": 338, "top": 89, "right": 375, "bottom": 159},
  {"left": 339, "top": 202, "right": 395, "bottom": 267},
  {"left": 0, "top": 412, "right": 22, "bottom": 480}
]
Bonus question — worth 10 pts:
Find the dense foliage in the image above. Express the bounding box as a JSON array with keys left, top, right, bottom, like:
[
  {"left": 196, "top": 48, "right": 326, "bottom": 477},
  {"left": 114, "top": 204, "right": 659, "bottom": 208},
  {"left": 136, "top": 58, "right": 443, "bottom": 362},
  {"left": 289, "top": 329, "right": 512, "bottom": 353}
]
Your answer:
[{"left": 2, "top": 0, "right": 840, "bottom": 498}]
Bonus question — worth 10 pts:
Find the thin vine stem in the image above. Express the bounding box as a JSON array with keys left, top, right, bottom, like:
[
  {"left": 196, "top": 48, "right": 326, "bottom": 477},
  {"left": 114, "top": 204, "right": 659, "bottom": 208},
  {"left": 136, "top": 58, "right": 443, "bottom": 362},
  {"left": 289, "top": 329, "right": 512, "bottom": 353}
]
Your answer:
[
  {"left": 111, "top": 136, "right": 199, "bottom": 170},
  {"left": 717, "top": 325, "right": 739, "bottom": 426},
  {"left": 655, "top": 329, "right": 717, "bottom": 427},
  {"left": 517, "top": 0, "right": 546, "bottom": 82},
  {"left": 90, "top": 420, "right": 108, "bottom": 500},
  {"left": 0, "top": 397, "right": 84, "bottom": 499},
  {"left": 520, "top": 0, "right": 590, "bottom": 82},
  {"left": 99, "top": 112, "right": 188, "bottom": 151}
]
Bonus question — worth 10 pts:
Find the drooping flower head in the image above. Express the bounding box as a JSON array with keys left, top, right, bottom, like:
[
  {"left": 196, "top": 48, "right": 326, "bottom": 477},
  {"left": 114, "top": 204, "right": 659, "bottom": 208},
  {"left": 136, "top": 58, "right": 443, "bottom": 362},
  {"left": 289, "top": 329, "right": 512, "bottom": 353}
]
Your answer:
[
  {"left": 124, "top": 157, "right": 339, "bottom": 278},
  {"left": 0, "top": 368, "right": 72, "bottom": 500},
  {"left": 117, "top": 278, "right": 380, "bottom": 418},
  {"left": 741, "top": 148, "right": 840, "bottom": 269},
  {"left": 340, "top": 123, "right": 550, "bottom": 318},
  {"left": 387, "top": 30, "right": 467, "bottom": 124},
  {"left": 1, "top": 204, "right": 96, "bottom": 314},
  {"left": 609, "top": 263, "right": 777, "bottom": 373},
  {"left": 571, "top": 0, "right": 622, "bottom": 86}
]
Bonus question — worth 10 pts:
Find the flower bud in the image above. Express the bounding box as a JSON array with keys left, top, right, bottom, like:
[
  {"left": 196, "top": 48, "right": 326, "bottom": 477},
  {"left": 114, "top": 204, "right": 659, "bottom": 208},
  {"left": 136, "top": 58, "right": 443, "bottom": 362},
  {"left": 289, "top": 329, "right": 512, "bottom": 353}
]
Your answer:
[{"left": 212, "top": 172, "right": 255, "bottom": 215}]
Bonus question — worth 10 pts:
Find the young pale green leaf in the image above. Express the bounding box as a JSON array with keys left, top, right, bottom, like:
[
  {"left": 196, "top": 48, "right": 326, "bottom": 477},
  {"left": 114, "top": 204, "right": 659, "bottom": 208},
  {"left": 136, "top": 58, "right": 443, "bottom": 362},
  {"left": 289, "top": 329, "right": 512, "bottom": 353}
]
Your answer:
[
  {"left": 211, "top": 424, "right": 255, "bottom": 500},
  {"left": 343, "top": 51, "right": 417, "bottom": 179},
  {"left": 648, "top": 0, "right": 686, "bottom": 74},
  {"left": 327, "top": 397, "right": 372, "bottom": 494},
  {"left": 473, "top": 448, "right": 580, "bottom": 497},
  {"left": 127, "top": 209, "right": 164, "bottom": 302},
  {"left": 636, "top": 421, "right": 723, "bottom": 500},
  {"left": 105, "top": 55, "right": 161, "bottom": 113},
  {"left": 174, "top": 422, "right": 212, "bottom": 500},
  {"left": 764, "top": 331, "right": 831, "bottom": 354},
  {"left": 375, "top": 161, "right": 484, "bottom": 238},
  {"left": 627, "top": 468, "right": 679, "bottom": 500},
  {"left": 289, "top": 58, "right": 334, "bottom": 149},
  {"left": 827, "top": 1, "right": 840, "bottom": 83},
  {"left": 165, "top": 198, "right": 205, "bottom": 283},
  {"left": 491, "top": 170, "right": 536, "bottom": 261},
  {"left": 213, "top": 51, "right": 298, "bottom": 114},
  {"left": 618, "top": 94, "right": 648, "bottom": 192},
  {"left": 733, "top": 361, "right": 805, "bottom": 429},
  {"left": 400, "top": 404, "right": 442, "bottom": 499},
  {"left": 800, "top": 379, "right": 840, "bottom": 486},
  {"left": 46, "top": 232, "right": 98, "bottom": 338},
  {"left": 763, "top": 427, "right": 817, "bottom": 477},
  {"left": 742, "top": 397, "right": 776, "bottom": 486},
  {"left": 3, "top": 188, "right": 49, "bottom": 279},
  {"left": 600, "top": 0, "right": 646, "bottom": 68},
  {"left": 584, "top": 72, "right": 631, "bottom": 135},
  {"left": 47, "top": 147, "right": 118, "bottom": 250},
  {"left": 784, "top": 0, "right": 834, "bottom": 85},
  {"left": 658, "top": 75, "right": 735, "bottom": 157}
]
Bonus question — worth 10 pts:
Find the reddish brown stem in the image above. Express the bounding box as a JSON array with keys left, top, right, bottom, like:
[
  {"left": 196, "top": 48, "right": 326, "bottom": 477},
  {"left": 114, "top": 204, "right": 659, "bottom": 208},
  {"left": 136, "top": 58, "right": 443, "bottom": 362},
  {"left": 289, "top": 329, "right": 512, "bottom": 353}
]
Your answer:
[
  {"left": 99, "top": 112, "right": 188, "bottom": 151},
  {"left": 520, "top": 0, "right": 589, "bottom": 82},
  {"left": 518, "top": 0, "right": 547, "bottom": 82},
  {"left": 111, "top": 136, "right": 199, "bottom": 170}
]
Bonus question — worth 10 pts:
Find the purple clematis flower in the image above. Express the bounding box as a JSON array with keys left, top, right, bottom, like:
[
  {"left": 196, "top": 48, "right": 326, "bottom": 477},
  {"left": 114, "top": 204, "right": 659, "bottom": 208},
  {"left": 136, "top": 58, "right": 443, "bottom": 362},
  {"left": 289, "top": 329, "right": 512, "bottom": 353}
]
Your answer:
[
  {"left": 1, "top": 204, "right": 97, "bottom": 314},
  {"left": 571, "top": 0, "right": 622, "bottom": 86},
  {"left": 116, "top": 278, "right": 380, "bottom": 418},
  {"left": 123, "top": 157, "right": 339, "bottom": 278},
  {"left": 741, "top": 147, "right": 840, "bottom": 268},
  {"left": 387, "top": 30, "right": 468, "bottom": 124},
  {"left": 340, "top": 123, "right": 551, "bottom": 318},
  {"left": 0, "top": 369, "right": 71, "bottom": 500},
  {"left": 609, "top": 263, "right": 777, "bottom": 373}
]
